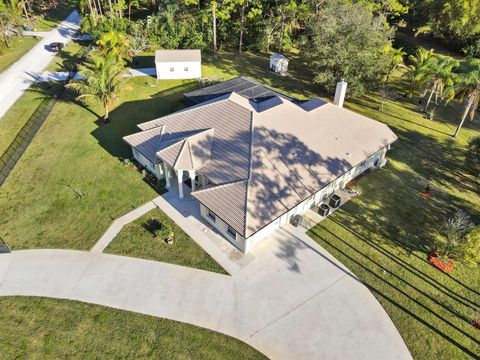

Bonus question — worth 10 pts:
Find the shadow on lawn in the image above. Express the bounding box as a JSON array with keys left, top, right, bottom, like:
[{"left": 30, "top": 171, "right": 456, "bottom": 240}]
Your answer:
[
  {"left": 91, "top": 82, "right": 196, "bottom": 159},
  {"left": 282, "top": 226, "right": 479, "bottom": 358},
  {"left": 203, "top": 52, "right": 327, "bottom": 100}
]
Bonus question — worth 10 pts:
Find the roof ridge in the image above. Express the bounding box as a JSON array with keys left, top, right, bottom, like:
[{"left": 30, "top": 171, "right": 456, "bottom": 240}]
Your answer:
[
  {"left": 173, "top": 139, "right": 189, "bottom": 169},
  {"left": 185, "top": 138, "right": 195, "bottom": 169},
  {"left": 243, "top": 111, "right": 255, "bottom": 236}
]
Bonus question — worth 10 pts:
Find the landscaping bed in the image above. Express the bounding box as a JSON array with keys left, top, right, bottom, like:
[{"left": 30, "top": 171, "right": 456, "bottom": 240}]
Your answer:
[{"left": 105, "top": 208, "right": 227, "bottom": 274}]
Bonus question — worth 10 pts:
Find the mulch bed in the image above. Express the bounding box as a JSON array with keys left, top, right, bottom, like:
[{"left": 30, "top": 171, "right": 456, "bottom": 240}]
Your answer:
[{"left": 427, "top": 251, "right": 454, "bottom": 273}]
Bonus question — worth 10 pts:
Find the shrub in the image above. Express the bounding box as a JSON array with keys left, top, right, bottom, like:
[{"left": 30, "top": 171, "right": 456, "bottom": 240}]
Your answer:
[
  {"left": 462, "top": 227, "right": 480, "bottom": 267},
  {"left": 438, "top": 209, "right": 474, "bottom": 259},
  {"left": 465, "top": 136, "right": 480, "bottom": 176}
]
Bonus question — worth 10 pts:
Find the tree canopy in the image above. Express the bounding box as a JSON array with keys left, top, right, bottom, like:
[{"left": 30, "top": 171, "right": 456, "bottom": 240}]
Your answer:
[{"left": 301, "top": 0, "right": 393, "bottom": 96}]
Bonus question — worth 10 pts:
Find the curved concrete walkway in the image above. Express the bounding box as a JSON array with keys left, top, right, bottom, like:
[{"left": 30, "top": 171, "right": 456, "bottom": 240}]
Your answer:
[{"left": 0, "top": 226, "right": 411, "bottom": 360}]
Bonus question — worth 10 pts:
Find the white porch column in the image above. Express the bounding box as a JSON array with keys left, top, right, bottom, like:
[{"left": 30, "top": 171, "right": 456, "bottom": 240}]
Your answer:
[
  {"left": 163, "top": 162, "right": 171, "bottom": 188},
  {"left": 188, "top": 170, "right": 196, "bottom": 192},
  {"left": 177, "top": 170, "right": 184, "bottom": 198}
]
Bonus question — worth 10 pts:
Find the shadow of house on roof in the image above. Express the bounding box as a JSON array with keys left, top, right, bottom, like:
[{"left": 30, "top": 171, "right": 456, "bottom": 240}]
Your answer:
[{"left": 120, "top": 79, "right": 398, "bottom": 253}]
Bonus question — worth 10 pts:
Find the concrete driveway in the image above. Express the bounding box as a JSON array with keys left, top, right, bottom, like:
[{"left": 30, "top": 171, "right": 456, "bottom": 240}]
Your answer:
[
  {"left": 0, "top": 225, "right": 411, "bottom": 360},
  {"left": 0, "top": 10, "right": 81, "bottom": 119}
]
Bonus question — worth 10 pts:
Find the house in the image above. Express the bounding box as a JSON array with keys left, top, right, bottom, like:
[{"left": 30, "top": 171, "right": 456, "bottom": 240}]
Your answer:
[
  {"left": 155, "top": 49, "right": 202, "bottom": 80},
  {"left": 124, "top": 78, "right": 397, "bottom": 252},
  {"left": 269, "top": 54, "right": 288, "bottom": 74}
]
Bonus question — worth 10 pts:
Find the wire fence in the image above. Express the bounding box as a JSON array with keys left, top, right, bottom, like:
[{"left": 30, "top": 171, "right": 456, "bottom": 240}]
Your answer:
[
  {"left": 0, "top": 236, "right": 10, "bottom": 253},
  {"left": 0, "top": 80, "right": 69, "bottom": 187}
]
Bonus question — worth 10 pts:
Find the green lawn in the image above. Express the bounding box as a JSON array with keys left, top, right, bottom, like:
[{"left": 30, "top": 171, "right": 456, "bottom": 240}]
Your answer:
[
  {"left": 46, "top": 40, "right": 91, "bottom": 72},
  {"left": 0, "top": 36, "right": 39, "bottom": 74},
  {"left": 106, "top": 208, "right": 227, "bottom": 274},
  {"left": 0, "top": 296, "right": 266, "bottom": 359},
  {"left": 34, "top": 0, "right": 79, "bottom": 31},
  {"left": 308, "top": 73, "right": 480, "bottom": 359},
  {"left": 0, "top": 82, "right": 64, "bottom": 154},
  {"left": 0, "top": 51, "right": 479, "bottom": 358},
  {"left": 0, "top": 52, "right": 319, "bottom": 251}
]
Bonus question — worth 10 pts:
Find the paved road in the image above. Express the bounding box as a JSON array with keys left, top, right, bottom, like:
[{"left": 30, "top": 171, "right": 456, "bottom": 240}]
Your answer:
[
  {"left": 0, "top": 226, "right": 411, "bottom": 360},
  {"left": 0, "top": 10, "right": 81, "bottom": 119}
]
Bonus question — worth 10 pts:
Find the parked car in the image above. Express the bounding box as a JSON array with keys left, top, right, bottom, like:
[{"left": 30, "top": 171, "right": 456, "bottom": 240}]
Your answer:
[{"left": 49, "top": 42, "right": 64, "bottom": 52}]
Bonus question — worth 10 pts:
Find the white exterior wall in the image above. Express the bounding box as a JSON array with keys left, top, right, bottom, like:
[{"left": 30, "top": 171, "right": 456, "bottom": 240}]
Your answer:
[
  {"left": 199, "top": 147, "right": 387, "bottom": 253},
  {"left": 155, "top": 61, "right": 202, "bottom": 80},
  {"left": 131, "top": 148, "right": 163, "bottom": 178},
  {"left": 200, "top": 204, "right": 247, "bottom": 252}
]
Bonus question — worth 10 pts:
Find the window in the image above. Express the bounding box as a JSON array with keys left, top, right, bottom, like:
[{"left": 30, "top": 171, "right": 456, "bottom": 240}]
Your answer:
[
  {"left": 207, "top": 209, "right": 216, "bottom": 222},
  {"left": 132, "top": 148, "right": 140, "bottom": 158},
  {"left": 184, "top": 66, "right": 189, "bottom": 71},
  {"left": 360, "top": 160, "right": 366, "bottom": 167},
  {"left": 227, "top": 226, "right": 236, "bottom": 239},
  {"left": 169, "top": 67, "right": 174, "bottom": 72}
]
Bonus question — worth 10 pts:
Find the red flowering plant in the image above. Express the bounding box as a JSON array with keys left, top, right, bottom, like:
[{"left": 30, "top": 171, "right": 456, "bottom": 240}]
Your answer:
[{"left": 431, "top": 210, "right": 475, "bottom": 273}]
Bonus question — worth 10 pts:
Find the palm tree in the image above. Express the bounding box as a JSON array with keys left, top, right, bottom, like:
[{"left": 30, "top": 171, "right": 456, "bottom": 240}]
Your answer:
[
  {"left": 67, "top": 52, "right": 126, "bottom": 122},
  {"left": 96, "top": 30, "right": 132, "bottom": 61},
  {"left": 405, "top": 48, "right": 435, "bottom": 98},
  {"left": 421, "top": 56, "right": 459, "bottom": 112},
  {"left": 385, "top": 46, "right": 406, "bottom": 83},
  {"left": 452, "top": 59, "right": 480, "bottom": 138}
]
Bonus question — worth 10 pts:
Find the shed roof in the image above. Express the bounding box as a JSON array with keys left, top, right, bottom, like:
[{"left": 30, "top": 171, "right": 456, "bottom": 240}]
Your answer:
[{"left": 155, "top": 49, "right": 201, "bottom": 63}]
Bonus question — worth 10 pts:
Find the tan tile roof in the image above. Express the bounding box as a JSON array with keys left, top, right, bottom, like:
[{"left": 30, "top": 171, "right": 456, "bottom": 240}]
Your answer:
[
  {"left": 123, "top": 126, "right": 164, "bottom": 163},
  {"left": 125, "top": 88, "right": 398, "bottom": 238},
  {"left": 155, "top": 49, "right": 201, "bottom": 63}
]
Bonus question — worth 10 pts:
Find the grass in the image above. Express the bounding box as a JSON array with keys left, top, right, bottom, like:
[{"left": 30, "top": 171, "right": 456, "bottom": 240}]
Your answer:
[
  {"left": 34, "top": 0, "right": 79, "bottom": 31},
  {"left": 0, "top": 76, "right": 191, "bottom": 250},
  {"left": 307, "top": 72, "right": 480, "bottom": 359},
  {"left": 0, "top": 296, "right": 266, "bottom": 359},
  {"left": 106, "top": 208, "right": 227, "bottom": 274},
  {"left": 45, "top": 40, "right": 91, "bottom": 72},
  {"left": 0, "top": 82, "right": 64, "bottom": 154},
  {"left": 0, "top": 51, "right": 320, "bottom": 251},
  {"left": 0, "top": 36, "right": 39, "bottom": 74},
  {"left": 0, "top": 51, "right": 479, "bottom": 358}
]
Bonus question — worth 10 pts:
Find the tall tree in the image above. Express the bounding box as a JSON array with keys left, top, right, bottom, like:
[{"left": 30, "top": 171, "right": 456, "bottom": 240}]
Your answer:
[
  {"left": 67, "top": 52, "right": 126, "bottom": 122},
  {"left": 384, "top": 45, "right": 406, "bottom": 83},
  {"left": 96, "top": 30, "right": 132, "bottom": 61},
  {"left": 421, "top": 56, "right": 459, "bottom": 111},
  {"left": 302, "top": 0, "right": 393, "bottom": 96},
  {"left": 405, "top": 48, "right": 435, "bottom": 98},
  {"left": 237, "top": 0, "right": 261, "bottom": 53},
  {"left": 452, "top": 58, "right": 480, "bottom": 137}
]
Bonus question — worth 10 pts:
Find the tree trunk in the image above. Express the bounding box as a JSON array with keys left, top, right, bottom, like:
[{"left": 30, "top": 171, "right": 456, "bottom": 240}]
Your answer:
[
  {"left": 23, "top": 2, "right": 30, "bottom": 21},
  {"left": 238, "top": 4, "right": 245, "bottom": 54},
  {"left": 453, "top": 97, "right": 473, "bottom": 137},
  {"left": 212, "top": 3, "right": 217, "bottom": 54},
  {"left": 108, "top": 0, "right": 114, "bottom": 18},
  {"left": 87, "top": 0, "right": 97, "bottom": 25},
  {"left": 424, "top": 84, "right": 435, "bottom": 111},
  {"left": 95, "top": 0, "right": 103, "bottom": 17},
  {"left": 104, "top": 103, "right": 110, "bottom": 123},
  {"left": 128, "top": 1, "right": 131, "bottom": 20},
  {"left": 0, "top": 17, "right": 9, "bottom": 48},
  {"left": 279, "top": 21, "right": 285, "bottom": 51}
]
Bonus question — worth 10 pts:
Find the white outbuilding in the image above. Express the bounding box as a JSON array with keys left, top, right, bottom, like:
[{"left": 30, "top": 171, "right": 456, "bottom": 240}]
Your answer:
[
  {"left": 269, "top": 53, "right": 288, "bottom": 74},
  {"left": 155, "top": 49, "right": 202, "bottom": 80}
]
